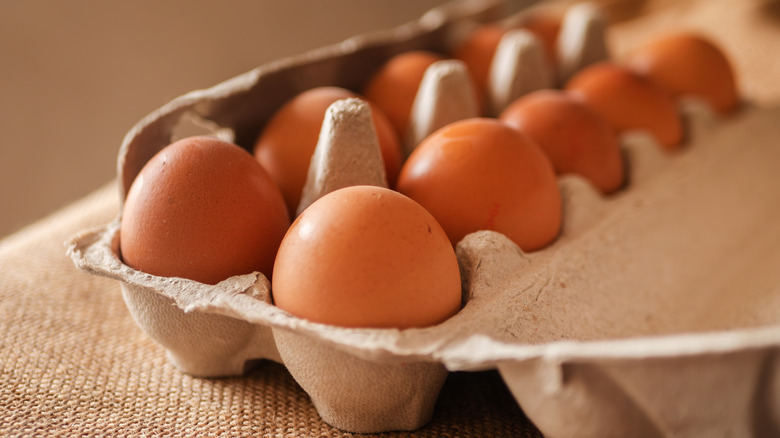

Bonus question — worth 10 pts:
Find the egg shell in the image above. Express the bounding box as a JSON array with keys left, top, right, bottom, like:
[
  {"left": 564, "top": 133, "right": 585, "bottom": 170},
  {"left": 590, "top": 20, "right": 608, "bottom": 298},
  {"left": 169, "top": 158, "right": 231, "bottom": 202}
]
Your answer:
[
  {"left": 120, "top": 136, "right": 290, "bottom": 284},
  {"left": 274, "top": 185, "right": 461, "bottom": 329},
  {"left": 499, "top": 89, "right": 624, "bottom": 194},
  {"left": 626, "top": 32, "right": 740, "bottom": 114},
  {"left": 566, "top": 61, "right": 684, "bottom": 150},
  {"left": 397, "top": 117, "right": 562, "bottom": 252},
  {"left": 66, "top": 0, "right": 780, "bottom": 436}
]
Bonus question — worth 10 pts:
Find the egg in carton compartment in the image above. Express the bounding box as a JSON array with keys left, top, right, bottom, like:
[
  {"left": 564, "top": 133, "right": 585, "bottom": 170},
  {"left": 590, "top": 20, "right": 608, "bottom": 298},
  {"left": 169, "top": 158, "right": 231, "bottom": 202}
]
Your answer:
[{"left": 67, "top": 0, "right": 780, "bottom": 435}]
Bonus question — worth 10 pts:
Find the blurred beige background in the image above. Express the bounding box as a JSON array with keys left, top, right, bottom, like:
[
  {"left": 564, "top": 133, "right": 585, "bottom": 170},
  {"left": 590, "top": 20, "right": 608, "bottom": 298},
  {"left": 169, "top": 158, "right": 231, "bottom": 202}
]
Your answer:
[{"left": 0, "top": 0, "right": 450, "bottom": 238}]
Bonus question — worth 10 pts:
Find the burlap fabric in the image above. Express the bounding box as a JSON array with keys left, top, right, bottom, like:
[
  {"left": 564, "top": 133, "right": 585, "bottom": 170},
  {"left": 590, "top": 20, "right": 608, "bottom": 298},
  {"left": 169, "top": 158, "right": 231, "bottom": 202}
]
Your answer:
[
  {"left": 2, "top": 0, "right": 778, "bottom": 436},
  {"left": 0, "top": 183, "right": 543, "bottom": 437}
]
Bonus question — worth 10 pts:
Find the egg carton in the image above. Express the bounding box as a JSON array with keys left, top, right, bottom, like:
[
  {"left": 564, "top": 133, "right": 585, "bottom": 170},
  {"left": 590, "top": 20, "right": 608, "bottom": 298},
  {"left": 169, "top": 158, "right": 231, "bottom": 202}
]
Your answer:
[{"left": 67, "top": 0, "right": 780, "bottom": 435}]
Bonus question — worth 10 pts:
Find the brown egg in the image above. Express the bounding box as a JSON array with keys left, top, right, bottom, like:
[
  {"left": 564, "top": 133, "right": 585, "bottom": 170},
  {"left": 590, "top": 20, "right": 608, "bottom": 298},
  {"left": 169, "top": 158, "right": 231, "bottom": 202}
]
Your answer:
[
  {"left": 566, "top": 62, "right": 683, "bottom": 150},
  {"left": 363, "top": 50, "right": 445, "bottom": 138},
  {"left": 254, "top": 86, "right": 402, "bottom": 217},
  {"left": 272, "top": 185, "right": 461, "bottom": 329},
  {"left": 396, "top": 118, "right": 561, "bottom": 251},
  {"left": 626, "top": 32, "right": 739, "bottom": 114},
  {"left": 120, "top": 136, "right": 291, "bottom": 284},
  {"left": 500, "top": 89, "right": 624, "bottom": 194}
]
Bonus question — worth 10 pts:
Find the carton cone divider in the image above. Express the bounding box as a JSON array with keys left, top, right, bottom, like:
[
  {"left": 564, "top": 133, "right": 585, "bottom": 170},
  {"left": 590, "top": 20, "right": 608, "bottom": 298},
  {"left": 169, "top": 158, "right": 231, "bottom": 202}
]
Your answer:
[
  {"left": 556, "top": 2, "right": 610, "bottom": 85},
  {"left": 487, "top": 29, "right": 554, "bottom": 116},
  {"left": 405, "top": 59, "right": 480, "bottom": 156},
  {"left": 296, "top": 98, "right": 389, "bottom": 216}
]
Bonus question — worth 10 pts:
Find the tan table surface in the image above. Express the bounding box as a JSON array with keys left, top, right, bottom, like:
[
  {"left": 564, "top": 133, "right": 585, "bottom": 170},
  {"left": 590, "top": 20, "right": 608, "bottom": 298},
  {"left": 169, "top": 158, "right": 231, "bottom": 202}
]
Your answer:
[{"left": 2, "top": 0, "right": 778, "bottom": 436}]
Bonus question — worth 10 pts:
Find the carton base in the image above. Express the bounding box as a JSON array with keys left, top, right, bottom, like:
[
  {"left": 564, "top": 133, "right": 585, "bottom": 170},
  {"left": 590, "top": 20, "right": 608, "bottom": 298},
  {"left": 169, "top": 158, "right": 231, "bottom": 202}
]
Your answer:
[
  {"left": 273, "top": 327, "right": 448, "bottom": 433},
  {"left": 121, "top": 283, "right": 277, "bottom": 377}
]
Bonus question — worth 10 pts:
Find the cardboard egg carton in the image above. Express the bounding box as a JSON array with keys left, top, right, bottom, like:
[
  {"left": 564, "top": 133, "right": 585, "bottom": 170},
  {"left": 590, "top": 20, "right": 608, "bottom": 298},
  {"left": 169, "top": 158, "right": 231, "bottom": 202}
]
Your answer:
[{"left": 67, "top": 0, "right": 780, "bottom": 435}]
